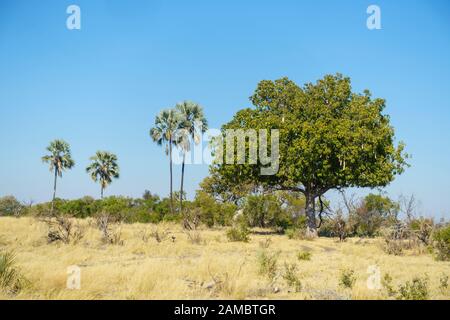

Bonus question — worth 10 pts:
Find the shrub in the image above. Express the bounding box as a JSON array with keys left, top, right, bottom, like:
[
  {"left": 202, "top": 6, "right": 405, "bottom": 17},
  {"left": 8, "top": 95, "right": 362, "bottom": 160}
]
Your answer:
[
  {"left": 297, "top": 251, "right": 312, "bottom": 261},
  {"left": 381, "top": 225, "right": 408, "bottom": 255},
  {"left": 0, "top": 196, "right": 25, "bottom": 217},
  {"left": 339, "top": 269, "right": 356, "bottom": 289},
  {"left": 397, "top": 277, "right": 428, "bottom": 300},
  {"left": 185, "top": 230, "right": 203, "bottom": 245},
  {"left": 44, "top": 216, "right": 84, "bottom": 244},
  {"left": 381, "top": 273, "right": 396, "bottom": 297},
  {"left": 439, "top": 274, "right": 448, "bottom": 294},
  {"left": 192, "top": 191, "right": 236, "bottom": 227},
  {"left": 432, "top": 225, "right": 450, "bottom": 261},
  {"left": 330, "top": 211, "right": 349, "bottom": 242},
  {"left": 350, "top": 194, "right": 399, "bottom": 237},
  {"left": 282, "top": 263, "right": 302, "bottom": 292},
  {"left": 226, "top": 225, "right": 250, "bottom": 242},
  {"left": 257, "top": 250, "right": 278, "bottom": 282},
  {"left": 285, "top": 216, "right": 308, "bottom": 240},
  {"left": 96, "top": 213, "right": 123, "bottom": 245},
  {"left": 0, "top": 251, "right": 27, "bottom": 294},
  {"left": 408, "top": 217, "right": 434, "bottom": 245},
  {"left": 243, "top": 194, "right": 291, "bottom": 231}
]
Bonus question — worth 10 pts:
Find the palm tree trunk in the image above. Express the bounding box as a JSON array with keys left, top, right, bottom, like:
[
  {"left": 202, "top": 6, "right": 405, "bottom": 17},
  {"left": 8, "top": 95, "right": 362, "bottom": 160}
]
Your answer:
[
  {"left": 51, "top": 167, "right": 57, "bottom": 215},
  {"left": 180, "top": 152, "right": 186, "bottom": 211},
  {"left": 101, "top": 186, "right": 104, "bottom": 199},
  {"left": 169, "top": 138, "right": 174, "bottom": 214}
]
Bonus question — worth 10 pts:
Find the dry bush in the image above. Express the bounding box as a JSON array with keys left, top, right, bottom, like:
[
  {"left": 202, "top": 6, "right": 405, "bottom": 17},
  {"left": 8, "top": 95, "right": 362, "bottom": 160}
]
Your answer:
[
  {"left": 381, "top": 224, "right": 408, "bottom": 255},
  {"left": 96, "top": 214, "right": 123, "bottom": 245},
  {"left": 185, "top": 230, "right": 203, "bottom": 245},
  {"left": 43, "top": 216, "right": 84, "bottom": 244},
  {"left": 206, "top": 262, "right": 245, "bottom": 297},
  {"left": 183, "top": 208, "right": 201, "bottom": 231},
  {"left": 258, "top": 238, "right": 272, "bottom": 249},
  {"left": 142, "top": 227, "right": 172, "bottom": 243}
]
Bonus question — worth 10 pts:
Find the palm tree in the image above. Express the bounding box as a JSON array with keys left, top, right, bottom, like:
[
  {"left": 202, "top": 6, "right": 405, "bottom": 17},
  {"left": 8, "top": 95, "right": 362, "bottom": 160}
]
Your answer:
[
  {"left": 150, "top": 109, "right": 181, "bottom": 214},
  {"left": 175, "top": 101, "right": 208, "bottom": 211},
  {"left": 42, "top": 139, "right": 75, "bottom": 213},
  {"left": 86, "top": 151, "right": 120, "bottom": 199}
]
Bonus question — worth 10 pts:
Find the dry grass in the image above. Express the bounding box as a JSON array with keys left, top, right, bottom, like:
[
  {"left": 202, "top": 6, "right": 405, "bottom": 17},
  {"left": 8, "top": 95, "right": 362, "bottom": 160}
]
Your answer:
[{"left": 0, "top": 217, "right": 449, "bottom": 300}]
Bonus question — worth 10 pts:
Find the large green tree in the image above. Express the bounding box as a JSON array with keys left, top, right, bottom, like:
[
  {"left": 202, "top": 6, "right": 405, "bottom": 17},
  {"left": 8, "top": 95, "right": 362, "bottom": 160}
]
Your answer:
[
  {"left": 42, "top": 139, "right": 75, "bottom": 213},
  {"left": 86, "top": 151, "right": 120, "bottom": 199},
  {"left": 175, "top": 101, "right": 208, "bottom": 211},
  {"left": 211, "top": 74, "right": 408, "bottom": 236},
  {"left": 150, "top": 109, "right": 181, "bottom": 214}
]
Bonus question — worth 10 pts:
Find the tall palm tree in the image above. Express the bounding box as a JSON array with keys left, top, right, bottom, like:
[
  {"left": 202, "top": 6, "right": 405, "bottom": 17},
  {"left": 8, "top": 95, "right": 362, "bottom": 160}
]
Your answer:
[
  {"left": 86, "top": 151, "right": 120, "bottom": 199},
  {"left": 176, "top": 101, "right": 208, "bottom": 211},
  {"left": 42, "top": 139, "right": 75, "bottom": 213},
  {"left": 150, "top": 109, "right": 181, "bottom": 214}
]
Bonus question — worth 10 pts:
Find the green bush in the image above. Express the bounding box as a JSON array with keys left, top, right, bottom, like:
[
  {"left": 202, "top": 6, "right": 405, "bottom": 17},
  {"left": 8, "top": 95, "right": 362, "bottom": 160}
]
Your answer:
[
  {"left": 297, "top": 251, "right": 312, "bottom": 261},
  {"left": 339, "top": 269, "right": 356, "bottom": 289},
  {"left": 285, "top": 216, "right": 308, "bottom": 240},
  {"left": 0, "top": 196, "right": 25, "bottom": 217},
  {"left": 282, "top": 263, "right": 302, "bottom": 292},
  {"left": 257, "top": 250, "right": 278, "bottom": 282},
  {"left": 226, "top": 225, "right": 250, "bottom": 242},
  {"left": 0, "top": 251, "right": 27, "bottom": 294},
  {"left": 397, "top": 277, "right": 428, "bottom": 300},
  {"left": 244, "top": 194, "right": 288, "bottom": 229},
  {"left": 192, "top": 192, "right": 236, "bottom": 227},
  {"left": 432, "top": 225, "right": 450, "bottom": 261}
]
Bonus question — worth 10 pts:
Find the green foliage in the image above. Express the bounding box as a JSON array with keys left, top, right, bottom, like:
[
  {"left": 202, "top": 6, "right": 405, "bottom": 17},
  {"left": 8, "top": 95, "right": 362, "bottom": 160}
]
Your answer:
[
  {"left": 257, "top": 250, "right": 278, "bottom": 281},
  {"left": 193, "top": 191, "right": 236, "bottom": 227},
  {"left": 397, "top": 277, "right": 429, "bottom": 300},
  {"left": 339, "top": 269, "right": 356, "bottom": 289},
  {"left": 0, "top": 251, "right": 26, "bottom": 294},
  {"left": 226, "top": 225, "right": 250, "bottom": 242},
  {"left": 282, "top": 263, "right": 302, "bottom": 292},
  {"left": 350, "top": 194, "right": 399, "bottom": 237},
  {"left": 210, "top": 74, "right": 408, "bottom": 232},
  {"left": 41, "top": 139, "right": 75, "bottom": 176},
  {"left": 285, "top": 216, "right": 308, "bottom": 240},
  {"left": 432, "top": 225, "right": 450, "bottom": 261},
  {"left": 243, "top": 194, "right": 290, "bottom": 231},
  {"left": 439, "top": 274, "right": 448, "bottom": 293},
  {"left": 297, "top": 251, "right": 312, "bottom": 261},
  {"left": 0, "top": 196, "right": 25, "bottom": 217},
  {"left": 382, "top": 273, "right": 397, "bottom": 297},
  {"left": 86, "top": 151, "right": 120, "bottom": 198}
]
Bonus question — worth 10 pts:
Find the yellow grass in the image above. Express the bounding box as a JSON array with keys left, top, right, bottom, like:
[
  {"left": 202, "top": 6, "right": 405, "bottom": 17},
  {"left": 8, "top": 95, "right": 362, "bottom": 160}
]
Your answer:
[{"left": 0, "top": 217, "right": 449, "bottom": 300}]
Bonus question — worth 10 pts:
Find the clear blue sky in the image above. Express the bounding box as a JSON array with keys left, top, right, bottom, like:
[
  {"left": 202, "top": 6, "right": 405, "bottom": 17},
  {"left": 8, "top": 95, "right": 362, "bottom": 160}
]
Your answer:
[{"left": 0, "top": 0, "right": 449, "bottom": 218}]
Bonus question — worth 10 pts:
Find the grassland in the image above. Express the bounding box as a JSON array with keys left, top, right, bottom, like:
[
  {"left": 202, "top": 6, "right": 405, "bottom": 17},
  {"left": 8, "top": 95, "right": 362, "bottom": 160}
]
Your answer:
[{"left": 0, "top": 217, "right": 449, "bottom": 300}]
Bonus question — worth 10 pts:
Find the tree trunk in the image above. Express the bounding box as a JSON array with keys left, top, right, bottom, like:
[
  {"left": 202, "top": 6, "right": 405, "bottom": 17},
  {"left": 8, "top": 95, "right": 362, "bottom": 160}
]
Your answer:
[
  {"left": 101, "top": 186, "right": 104, "bottom": 199},
  {"left": 305, "top": 192, "right": 318, "bottom": 238},
  {"left": 50, "top": 167, "right": 58, "bottom": 215},
  {"left": 180, "top": 152, "right": 186, "bottom": 212},
  {"left": 169, "top": 139, "right": 174, "bottom": 214}
]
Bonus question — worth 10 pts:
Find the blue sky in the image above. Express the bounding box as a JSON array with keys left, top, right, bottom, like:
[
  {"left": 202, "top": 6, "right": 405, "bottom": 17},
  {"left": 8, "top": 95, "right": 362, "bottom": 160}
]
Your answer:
[{"left": 0, "top": 0, "right": 449, "bottom": 218}]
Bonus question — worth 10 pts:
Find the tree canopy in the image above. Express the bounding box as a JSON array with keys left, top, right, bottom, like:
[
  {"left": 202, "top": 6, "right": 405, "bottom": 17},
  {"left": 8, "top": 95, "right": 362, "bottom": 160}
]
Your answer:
[{"left": 210, "top": 74, "right": 408, "bottom": 235}]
